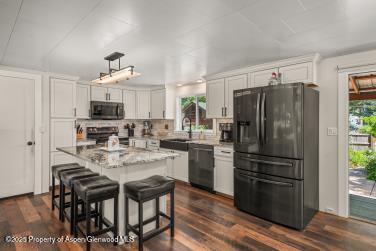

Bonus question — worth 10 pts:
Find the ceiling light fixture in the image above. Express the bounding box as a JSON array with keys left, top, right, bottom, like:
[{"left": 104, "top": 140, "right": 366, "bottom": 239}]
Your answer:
[
  {"left": 92, "top": 52, "right": 140, "bottom": 84},
  {"left": 196, "top": 79, "right": 203, "bottom": 83}
]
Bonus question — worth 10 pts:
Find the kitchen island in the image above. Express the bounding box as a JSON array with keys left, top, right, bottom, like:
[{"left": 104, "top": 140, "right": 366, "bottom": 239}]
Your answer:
[{"left": 57, "top": 145, "right": 179, "bottom": 240}]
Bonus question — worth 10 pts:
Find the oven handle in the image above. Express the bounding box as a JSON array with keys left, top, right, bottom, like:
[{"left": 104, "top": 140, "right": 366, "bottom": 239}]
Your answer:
[
  {"left": 239, "top": 157, "right": 293, "bottom": 167},
  {"left": 191, "top": 148, "right": 213, "bottom": 152},
  {"left": 238, "top": 173, "right": 293, "bottom": 187}
]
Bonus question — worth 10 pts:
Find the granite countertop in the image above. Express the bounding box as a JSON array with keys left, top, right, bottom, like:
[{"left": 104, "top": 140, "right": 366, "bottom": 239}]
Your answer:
[
  {"left": 57, "top": 145, "right": 179, "bottom": 169},
  {"left": 130, "top": 136, "right": 234, "bottom": 148}
]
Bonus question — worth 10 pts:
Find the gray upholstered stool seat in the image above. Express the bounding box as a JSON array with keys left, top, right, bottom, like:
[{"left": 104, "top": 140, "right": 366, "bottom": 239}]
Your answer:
[
  {"left": 61, "top": 169, "right": 99, "bottom": 187},
  {"left": 51, "top": 163, "right": 83, "bottom": 178},
  {"left": 72, "top": 175, "right": 119, "bottom": 251},
  {"left": 124, "top": 175, "right": 175, "bottom": 201}
]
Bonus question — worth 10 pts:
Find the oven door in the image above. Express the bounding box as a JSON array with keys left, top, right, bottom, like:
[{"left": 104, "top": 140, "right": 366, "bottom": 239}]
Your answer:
[
  {"left": 234, "top": 168, "right": 303, "bottom": 229},
  {"left": 90, "top": 101, "right": 123, "bottom": 120}
]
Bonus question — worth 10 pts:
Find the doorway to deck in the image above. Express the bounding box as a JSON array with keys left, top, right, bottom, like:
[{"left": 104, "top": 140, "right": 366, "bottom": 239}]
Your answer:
[{"left": 348, "top": 73, "right": 376, "bottom": 222}]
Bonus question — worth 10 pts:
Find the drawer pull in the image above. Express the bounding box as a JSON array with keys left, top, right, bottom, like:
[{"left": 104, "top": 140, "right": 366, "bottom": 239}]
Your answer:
[
  {"left": 239, "top": 173, "right": 293, "bottom": 187},
  {"left": 239, "top": 157, "right": 292, "bottom": 167}
]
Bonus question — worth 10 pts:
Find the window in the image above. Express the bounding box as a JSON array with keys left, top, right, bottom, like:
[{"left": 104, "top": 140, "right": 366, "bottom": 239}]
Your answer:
[{"left": 176, "top": 95, "right": 213, "bottom": 132}]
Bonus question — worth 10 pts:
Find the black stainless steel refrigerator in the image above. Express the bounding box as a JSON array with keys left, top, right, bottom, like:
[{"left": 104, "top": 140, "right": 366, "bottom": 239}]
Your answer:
[{"left": 233, "top": 82, "right": 319, "bottom": 230}]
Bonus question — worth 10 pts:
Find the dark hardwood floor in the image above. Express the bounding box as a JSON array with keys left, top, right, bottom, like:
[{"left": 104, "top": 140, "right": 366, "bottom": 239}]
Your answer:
[{"left": 1, "top": 182, "right": 376, "bottom": 250}]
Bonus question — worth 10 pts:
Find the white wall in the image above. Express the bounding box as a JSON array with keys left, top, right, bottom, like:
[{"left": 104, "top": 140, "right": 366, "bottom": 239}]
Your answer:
[{"left": 318, "top": 49, "right": 376, "bottom": 214}]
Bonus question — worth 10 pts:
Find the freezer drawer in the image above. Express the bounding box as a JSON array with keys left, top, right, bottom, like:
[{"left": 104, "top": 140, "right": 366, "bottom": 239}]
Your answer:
[
  {"left": 234, "top": 169, "right": 304, "bottom": 229},
  {"left": 234, "top": 152, "right": 303, "bottom": 180}
]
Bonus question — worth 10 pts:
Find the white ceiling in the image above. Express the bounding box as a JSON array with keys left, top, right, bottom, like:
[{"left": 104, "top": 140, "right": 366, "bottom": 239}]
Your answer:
[{"left": 2, "top": 0, "right": 376, "bottom": 85}]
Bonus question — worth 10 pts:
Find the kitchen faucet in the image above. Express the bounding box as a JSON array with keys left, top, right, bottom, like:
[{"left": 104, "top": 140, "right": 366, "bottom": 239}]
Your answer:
[{"left": 182, "top": 116, "right": 192, "bottom": 139}]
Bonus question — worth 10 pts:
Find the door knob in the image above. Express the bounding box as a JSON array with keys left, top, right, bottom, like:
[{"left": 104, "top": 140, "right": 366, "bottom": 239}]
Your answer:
[{"left": 27, "top": 141, "right": 34, "bottom": 146}]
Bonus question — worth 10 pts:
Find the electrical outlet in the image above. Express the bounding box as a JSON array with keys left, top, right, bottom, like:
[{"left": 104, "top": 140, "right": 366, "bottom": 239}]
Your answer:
[{"left": 327, "top": 127, "right": 338, "bottom": 136}]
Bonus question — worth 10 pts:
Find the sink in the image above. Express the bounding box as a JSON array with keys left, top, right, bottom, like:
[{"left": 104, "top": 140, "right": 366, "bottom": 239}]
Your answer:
[{"left": 160, "top": 138, "right": 191, "bottom": 151}]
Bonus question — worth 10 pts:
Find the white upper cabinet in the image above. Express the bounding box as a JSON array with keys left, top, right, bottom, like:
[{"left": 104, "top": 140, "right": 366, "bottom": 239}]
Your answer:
[
  {"left": 91, "top": 86, "right": 107, "bottom": 101},
  {"left": 50, "top": 119, "right": 76, "bottom": 151},
  {"left": 91, "top": 86, "right": 122, "bottom": 102},
  {"left": 279, "top": 62, "right": 313, "bottom": 84},
  {"left": 136, "top": 90, "right": 150, "bottom": 119},
  {"left": 50, "top": 78, "right": 76, "bottom": 118},
  {"left": 76, "top": 84, "right": 90, "bottom": 119},
  {"left": 151, "top": 89, "right": 165, "bottom": 119},
  {"left": 107, "top": 88, "right": 122, "bottom": 102},
  {"left": 123, "top": 89, "right": 136, "bottom": 119},
  {"left": 225, "top": 74, "right": 248, "bottom": 118},
  {"left": 250, "top": 68, "right": 278, "bottom": 87},
  {"left": 206, "top": 79, "right": 225, "bottom": 118}
]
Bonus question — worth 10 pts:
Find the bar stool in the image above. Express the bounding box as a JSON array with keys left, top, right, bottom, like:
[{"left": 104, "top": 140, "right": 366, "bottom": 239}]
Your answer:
[
  {"left": 124, "top": 175, "right": 175, "bottom": 251},
  {"left": 60, "top": 169, "right": 99, "bottom": 234},
  {"left": 51, "top": 163, "right": 84, "bottom": 220},
  {"left": 73, "top": 176, "right": 119, "bottom": 251}
]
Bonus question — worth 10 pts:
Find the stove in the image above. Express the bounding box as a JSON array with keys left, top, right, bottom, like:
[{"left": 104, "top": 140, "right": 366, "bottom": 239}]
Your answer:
[{"left": 86, "top": 126, "right": 129, "bottom": 145}]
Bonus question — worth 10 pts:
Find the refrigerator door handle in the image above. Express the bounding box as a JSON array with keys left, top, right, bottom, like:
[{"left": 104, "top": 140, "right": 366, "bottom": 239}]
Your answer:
[
  {"left": 261, "top": 92, "right": 266, "bottom": 144},
  {"left": 239, "top": 157, "right": 293, "bottom": 167},
  {"left": 256, "top": 93, "right": 261, "bottom": 145},
  {"left": 238, "top": 173, "right": 293, "bottom": 187}
]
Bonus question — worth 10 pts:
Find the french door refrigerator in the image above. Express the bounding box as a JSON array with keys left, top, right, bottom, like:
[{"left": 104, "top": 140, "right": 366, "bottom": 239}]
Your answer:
[{"left": 233, "top": 82, "right": 319, "bottom": 229}]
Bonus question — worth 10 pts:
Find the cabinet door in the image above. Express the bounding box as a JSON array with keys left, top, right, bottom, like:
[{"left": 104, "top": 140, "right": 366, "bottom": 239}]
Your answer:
[
  {"left": 215, "top": 157, "right": 234, "bottom": 196},
  {"left": 107, "top": 88, "right": 122, "bottom": 102},
  {"left": 136, "top": 90, "right": 150, "bottom": 119},
  {"left": 76, "top": 84, "right": 90, "bottom": 118},
  {"left": 173, "top": 151, "right": 189, "bottom": 182},
  {"left": 225, "top": 74, "right": 248, "bottom": 118},
  {"left": 206, "top": 79, "right": 225, "bottom": 118},
  {"left": 91, "top": 86, "right": 107, "bottom": 101},
  {"left": 123, "top": 90, "right": 136, "bottom": 119},
  {"left": 250, "top": 68, "right": 278, "bottom": 87},
  {"left": 279, "top": 62, "right": 313, "bottom": 84},
  {"left": 50, "top": 78, "right": 76, "bottom": 118},
  {"left": 151, "top": 89, "right": 165, "bottom": 119},
  {"left": 50, "top": 119, "right": 76, "bottom": 151}
]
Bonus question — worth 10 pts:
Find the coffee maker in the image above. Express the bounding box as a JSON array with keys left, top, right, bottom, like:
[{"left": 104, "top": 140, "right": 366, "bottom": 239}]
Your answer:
[
  {"left": 142, "top": 121, "right": 153, "bottom": 136},
  {"left": 219, "top": 123, "right": 233, "bottom": 142}
]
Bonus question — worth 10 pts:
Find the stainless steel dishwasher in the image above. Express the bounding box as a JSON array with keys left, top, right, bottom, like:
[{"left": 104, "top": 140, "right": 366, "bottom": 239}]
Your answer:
[{"left": 188, "top": 143, "right": 214, "bottom": 192}]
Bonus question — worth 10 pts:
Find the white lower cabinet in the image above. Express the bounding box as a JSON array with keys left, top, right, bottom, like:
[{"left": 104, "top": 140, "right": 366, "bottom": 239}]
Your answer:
[
  {"left": 162, "top": 149, "right": 189, "bottom": 182},
  {"left": 214, "top": 147, "right": 234, "bottom": 196}
]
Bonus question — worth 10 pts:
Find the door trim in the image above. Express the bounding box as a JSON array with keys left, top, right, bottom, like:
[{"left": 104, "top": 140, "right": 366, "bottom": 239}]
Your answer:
[
  {"left": 337, "top": 64, "right": 376, "bottom": 217},
  {"left": 0, "top": 69, "right": 42, "bottom": 195}
]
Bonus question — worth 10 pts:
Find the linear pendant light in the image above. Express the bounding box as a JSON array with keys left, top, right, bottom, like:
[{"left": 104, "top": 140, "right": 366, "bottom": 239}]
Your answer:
[{"left": 91, "top": 52, "right": 140, "bottom": 84}]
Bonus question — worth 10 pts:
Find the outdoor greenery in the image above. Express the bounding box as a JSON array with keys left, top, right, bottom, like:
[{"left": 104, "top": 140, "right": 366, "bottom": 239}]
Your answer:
[
  {"left": 349, "top": 148, "right": 370, "bottom": 167},
  {"left": 365, "top": 157, "right": 376, "bottom": 182},
  {"left": 360, "top": 116, "right": 376, "bottom": 137},
  {"left": 349, "top": 100, "right": 376, "bottom": 117}
]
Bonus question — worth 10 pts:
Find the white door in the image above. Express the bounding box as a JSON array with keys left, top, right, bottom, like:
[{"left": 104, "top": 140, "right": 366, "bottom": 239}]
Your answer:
[
  {"left": 173, "top": 150, "right": 189, "bottom": 182},
  {"left": 225, "top": 74, "right": 248, "bottom": 118},
  {"left": 50, "top": 78, "right": 76, "bottom": 118},
  {"left": 123, "top": 90, "right": 136, "bottom": 119},
  {"left": 107, "top": 88, "right": 122, "bottom": 102},
  {"left": 250, "top": 68, "right": 278, "bottom": 87},
  {"left": 136, "top": 90, "right": 150, "bottom": 119},
  {"left": 279, "top": 62, "right": 313, "bottom": 84},
  {"left": 76, "top": 84, "right": 90, "bottom": 118},
  {"left": 0, "top": 76, "right": 35, "bottom": 198},
  {"left": 91, "top": 86, "right": 107, "bottom": 101},
  {"left": 206, "top": 79, "right": 225, "bottom": 118},
  {"left": 151, "top": 89, "right": 165, "bottom": 119}
]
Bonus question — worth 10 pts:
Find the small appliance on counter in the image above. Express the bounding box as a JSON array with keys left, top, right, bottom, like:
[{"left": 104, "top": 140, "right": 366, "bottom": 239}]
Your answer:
[
  {"left": 142, "top": 121, "right": 153, "bottom": 136},
  {"left": 125, "top": 123, "right": 135, "bottom": 137},
  {"left": 87, "top": 126, "right": 129, "bottom": 145},
  {"left": 219, "top": 123, "right": 233, "bottom": 142},
  {"left": 107, "top": 135, "right": 120, "bottom": 151}
]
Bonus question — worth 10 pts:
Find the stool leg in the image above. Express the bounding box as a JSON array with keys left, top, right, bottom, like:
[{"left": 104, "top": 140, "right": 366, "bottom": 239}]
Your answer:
[
  {"left": 86, "top": 202, "right": 91, "bottom": 251},
  {"left": 74, "top": 192, "right": 79, "bottom": 238},
  {"left": 59, "top": 182, "right": 65, "bottom": 221},
  {"left": 170, "top": 190, "right": 174, "bottom": 238},
  {"left": 99, "top": 202, "right": 103, "bottom": 230},
  {"left": 113, "top": 194, "right": 119, "bottom": 246},
  {"left": 156, "top": 197, "right": 160, "bottom": 229},
  {"left": 138, "top": 201, "right": 143, "bottom": 251},
  {"left": 51, "top": 176, "right": 55, "bottom": 210},
  {"left": 94, "top": 203, "right": 99, "bottom": 227},
  {"left": 70, "top": 187, "right": 75, "bottom": 234},
  {"left": 125, "top": 196, "right": 129, "bottom": 236}
]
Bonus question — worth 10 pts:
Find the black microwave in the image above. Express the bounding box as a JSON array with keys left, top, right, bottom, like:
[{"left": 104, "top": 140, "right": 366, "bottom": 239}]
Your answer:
[{"left": 90, "top": 101, "right": 124, "bottom": 120}]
